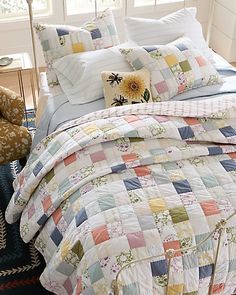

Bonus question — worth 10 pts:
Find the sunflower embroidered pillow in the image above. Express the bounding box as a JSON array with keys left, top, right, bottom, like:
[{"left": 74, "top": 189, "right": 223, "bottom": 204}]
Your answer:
[
  {"left": 120, "top": 37, "right": 222, "bottom": 101},
  {"left": 101, "top": 68, "right": 152, "bottom": 108}
]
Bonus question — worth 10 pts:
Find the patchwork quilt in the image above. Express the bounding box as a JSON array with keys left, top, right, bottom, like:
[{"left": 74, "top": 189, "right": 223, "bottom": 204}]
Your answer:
[{"left": 5, "top": 97, "right": 236, "bottom": 295}]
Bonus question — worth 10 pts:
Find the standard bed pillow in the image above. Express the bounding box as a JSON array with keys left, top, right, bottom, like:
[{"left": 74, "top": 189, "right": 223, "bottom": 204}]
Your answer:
[
  {"left": 125, "top": 7, "right": 213, "bottom": 62},
  {"left": 120, "top": 37, "right": 222, "bottom": 102},
  {"left": 101, "top": 68, "right": 152, "bottom": 108},
  {"left": 53, "top": 42, "right": 136, "bottom": 104},
  {"left": 34, "top": 9, "right": 120, "bottom": 87}
]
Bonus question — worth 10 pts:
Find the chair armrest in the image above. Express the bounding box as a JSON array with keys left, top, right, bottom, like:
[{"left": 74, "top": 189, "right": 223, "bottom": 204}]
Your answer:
[{"left": 0, "top": 86, "right": 25, "bottom": 126}]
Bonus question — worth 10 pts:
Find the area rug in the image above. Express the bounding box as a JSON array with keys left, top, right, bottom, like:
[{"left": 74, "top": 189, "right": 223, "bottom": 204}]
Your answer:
[
  {"left": 0, "top": 162, "right": 53, "bottom": 295},
  {"left": 0, "top": 107, "right": 52, "bottom": 294}
]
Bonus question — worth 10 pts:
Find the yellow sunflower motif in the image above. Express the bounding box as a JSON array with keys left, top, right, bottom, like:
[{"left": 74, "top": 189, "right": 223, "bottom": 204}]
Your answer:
[{"left": 120, "top": 75, "right": 146, "bottom": 101}]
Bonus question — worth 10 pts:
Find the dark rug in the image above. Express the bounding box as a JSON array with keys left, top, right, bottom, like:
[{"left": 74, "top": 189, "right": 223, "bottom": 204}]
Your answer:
[
  {"left": 0, "top": 162, "right": 52, "bottom": 295},
  {"left": 0, "top": 108, "right": 52, "bottom": 294}
]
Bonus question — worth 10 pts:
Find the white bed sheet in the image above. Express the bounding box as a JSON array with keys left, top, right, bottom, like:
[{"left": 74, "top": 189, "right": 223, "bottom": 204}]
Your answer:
[{"left": 32, "top": 52, "right": 236, "bottom": 150}]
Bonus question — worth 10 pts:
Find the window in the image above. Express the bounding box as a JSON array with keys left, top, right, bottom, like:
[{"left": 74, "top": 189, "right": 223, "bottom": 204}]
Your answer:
[
  {"left": 134, "top": 0, "right": 184, "bottom": 6},
  {"left": 0, "top": 0, "right": 50, "bottom": 19},
  {"left": 66, "top": 0, "right": 122, "bottom": 15}
]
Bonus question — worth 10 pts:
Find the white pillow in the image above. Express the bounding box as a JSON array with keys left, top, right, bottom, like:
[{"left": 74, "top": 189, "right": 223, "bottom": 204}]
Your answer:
[
  {"left": 53, "top": 42, "right": 136, "bottom": 104},
  {"left": 124, "top": 8, "right": 213, "bottom": 61}
]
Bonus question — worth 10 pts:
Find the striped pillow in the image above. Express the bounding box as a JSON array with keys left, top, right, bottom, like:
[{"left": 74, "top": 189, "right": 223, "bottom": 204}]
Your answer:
[
  {"left": 53, "top": 42, "right": 135, "bottom": 104},
  {"left": 120, "top": 37, "right": 222, "bottom": 102}
]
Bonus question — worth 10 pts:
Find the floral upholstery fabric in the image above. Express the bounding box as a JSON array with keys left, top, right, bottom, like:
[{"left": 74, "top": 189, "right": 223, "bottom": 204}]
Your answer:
[
  {"left": 0, "top": 86, "right": 25, "bottom": 125},
  {"left": 0, "top": 86, "right": 31, "bottom": 164}
]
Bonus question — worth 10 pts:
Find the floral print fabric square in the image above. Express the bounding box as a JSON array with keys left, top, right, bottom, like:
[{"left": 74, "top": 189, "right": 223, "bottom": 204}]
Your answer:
[
  {"left": 120, "top": 37, "right": 222, "bottom": 102},
  {"left": 101, "top": 68, "right": 153, "bottom": 108}
]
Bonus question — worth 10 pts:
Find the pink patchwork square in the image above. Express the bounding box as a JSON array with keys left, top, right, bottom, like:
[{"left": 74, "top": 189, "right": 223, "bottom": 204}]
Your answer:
[
  {"left": 90, "top": 151, "right": 106, "bottom": 163},
  {"left": 64, "top": 153, "right": 76, "bottom": 166},
  {"left": 178, "top": 84, "right": 186, "bottom": 93},
  {"left": 155, "top": 81, "right": 168, "bottom": 94},
  {"left": 200, "top": 200, "right": 220, "bottom": 216},
  {"left": 127, "top": 232, "right": 146, "bottom": 249},
  {"left": 195, "top": 56, "right": 207, "bottom": 67}
]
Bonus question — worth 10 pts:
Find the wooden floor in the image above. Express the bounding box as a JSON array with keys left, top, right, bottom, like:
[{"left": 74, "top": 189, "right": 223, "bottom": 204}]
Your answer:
[{"left": 0, "top": 70, "right": 40, "bottom": 109}]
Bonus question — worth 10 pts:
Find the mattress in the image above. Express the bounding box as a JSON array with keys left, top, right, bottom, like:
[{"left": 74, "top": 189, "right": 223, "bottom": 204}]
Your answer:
[{"left": 32, "top": 52, "right": 236, "bottom": 149}]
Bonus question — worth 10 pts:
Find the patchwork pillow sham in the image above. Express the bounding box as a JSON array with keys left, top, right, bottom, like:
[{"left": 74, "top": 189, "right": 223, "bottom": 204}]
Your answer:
[
  {"left": 101, "top": 68, "right": 152, "bottom": 108},
  {"left": 34, "top": 8, "right": 119, "bottom": 87},
  {"left": 120, "top": 37, "right": 222, "bottom": 102},
  {"left": 124, "top": 7, "right": 213, "bottom": 62},
  {"left": 53, "top": 42, "right": 136, "bottom": 104}
]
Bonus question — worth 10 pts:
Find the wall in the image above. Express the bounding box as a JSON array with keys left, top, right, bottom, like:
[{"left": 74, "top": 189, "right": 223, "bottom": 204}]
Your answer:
[
  {"left": 0, "top": 0, "right": 211, "bottom": 66},
  {"left": 210, "top": 0, "right": 236, "bottom": 62}
]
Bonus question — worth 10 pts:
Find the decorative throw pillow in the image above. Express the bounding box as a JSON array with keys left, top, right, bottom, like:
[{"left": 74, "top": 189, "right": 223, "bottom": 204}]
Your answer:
[
  {"left": 120, "top": 37, "right": 222, "bottom": 102},
  {"left": 34, "top": 8, "right": 120, "bottom": 87},
  {"left": 101, "top": 68, "right": 152, "bottom": 108}
]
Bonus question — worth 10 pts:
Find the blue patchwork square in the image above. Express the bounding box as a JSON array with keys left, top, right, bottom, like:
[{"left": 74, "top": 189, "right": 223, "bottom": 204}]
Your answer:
[
  {"left": 219, "top": 126, "right": 236, "bottom": 137},
  {"left": 37, "top": 214, "right": 47, "bottom": 226},
  {"left": 90, "top": 28, "right": 102, "bottom": 39},
  {"left": 124, "top": 178, "right": 142, "bottom": 191},
  {"left": 143, "top": 46, "right": 158, "bottom": 53},
  {"left": 151, "top": 260, "right": 167, "bottom": 276},
  {"left": 178, "top": 126, "right": 194, "bottom": 140},
  {"left": 33, "top": 161, "right": 44, "bottom": 176},
  {"left": 56, "top": 28, "right": 69, "bottom": 36},
  {"left": 76, "top": 208, "right": 88, "bottom": 227},
  {"left": 220, "top": 159, "right": 236, "bottom": 172},
  {"left": 88, "top": 262, "right": 103, "bottom": 284},
  {"left": 173, "top": 179, "right": 192, "bottom": 194},
  {"left": 175, "top": 43, "right": 189, "bottom": 51},
  {"left": 208, "top": 146, "right": 223, "bottom": 155},
  {"left": 50, "top": 227, "right": 63, "bottom": 246},
  {"left": 199, "top": 264, "right": 213, "bottom": 279},
  {"left": 111, "top": 163, "right": 126, "bottom": 173}
]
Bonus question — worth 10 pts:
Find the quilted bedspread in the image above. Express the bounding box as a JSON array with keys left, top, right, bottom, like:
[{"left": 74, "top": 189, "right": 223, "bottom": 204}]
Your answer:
[{"left": 5, "top": 97, "right": 236, "bottom": 295}]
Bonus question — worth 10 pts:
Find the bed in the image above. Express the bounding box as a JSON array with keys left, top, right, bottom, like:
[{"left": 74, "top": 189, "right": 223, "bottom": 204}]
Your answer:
[{"left": 5, "top": 5, "right": 236, "bottom": 295}]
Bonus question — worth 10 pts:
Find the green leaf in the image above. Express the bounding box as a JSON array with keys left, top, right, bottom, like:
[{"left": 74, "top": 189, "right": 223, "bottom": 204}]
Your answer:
[{"left": 142, "top": 88, "right": 150, "bottom": 102}]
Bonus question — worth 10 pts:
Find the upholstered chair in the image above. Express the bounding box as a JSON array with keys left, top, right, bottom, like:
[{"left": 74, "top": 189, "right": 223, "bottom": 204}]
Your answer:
[{"left": 0, "top": 86, "right": 32, "bottom": 164}]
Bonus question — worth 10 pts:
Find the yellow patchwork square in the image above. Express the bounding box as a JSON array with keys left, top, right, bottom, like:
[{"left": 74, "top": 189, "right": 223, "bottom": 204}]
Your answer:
[
  {"left": 165, "top": 54, "right": 178, "bottom": 66},
  {"left": 167, "top": 284, "right": 184, "bottom": 295},
  {"left": 149, "top": 198, "right": 167, "bottom": 213},
  {"left": 72, "top": 43, "right": 85, "bottom": 53},
  {"left": 83, "top": 124, "right": 99, "bottom": 134}
]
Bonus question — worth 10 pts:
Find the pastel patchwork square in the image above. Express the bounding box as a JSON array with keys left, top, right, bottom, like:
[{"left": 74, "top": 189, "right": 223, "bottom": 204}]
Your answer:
[
  {"left": 184, "top": 117, "right": 199, "bottom": 125},
  {"left": 92, "top": 225, "right": 110, "bottom": 245},
  {"left": 149, "top": 198, "right": 167, "bottom": 213},
  {"left": 200, "top": 200, "right": 220, "bottom": 216},
  {"left": 165, "top": 54, "right": 178, "bottom": 66},
  {"left": 45, "top": 169, "right": 55, "bottom": 183},
  {"left": 98, "top": 195, "right": 116, "bottom": 211},
  {"left": 134, "top": 166, "right": 150, "bottom": 177},
  {"left": 88, "top": 262, "right": 104, "bottom": 284},
  {"left": 179, "top": 60, "right": 191, "bottom": 72},
  {"left": 163, "top": 240, "right": 181, "bottom": 256},
  {"left": 195, "top": 233, "right": 213, "bottom": 251},
  {"left": 127, "top": 232, "right": 146, "bottom": 249},
  {"left": 42, "top": 196, "right": 52, "bottom": 212},
  {"left": 195, "top": 56, "right": 207, "bottom": 66},
  {"left": 155, "top": 81, "right": 168, "bottom": 94},
  {"left": 201, "top": 175, "right": 219, "bottom": 188},
  {"left": 33, "top": 161, "right": 44, "bottom": 176},
  {"left": 64, "top": 153, "right": 76, "bottom": 166},
  {"left": 122, "top": 153, "right": 138, "bottom": 163},
  {"left": 169, "top": 207, "right": 189, "bottom": 223},
  {"left": 72, "top": 241, "right": 84, "bottom": 260},
  {"left": 132, "top": 58, "right": 144, "bottom": 69},
  {"left": 63, "top": 278, "right": 73, "bottom": 294},
  {"left": 208, "top": 146, "right": 223, "bottom": 155},
  {"left": 72, "top": 42, "right": 85, "bottom": 53},
  {"left": 123, "top": 282, "right": 140, "bottom": 295},
  {"left": 90, "top": 151, "right": 106, "bottom": 163},
  {"left": 182, "top": 253, "right": 198, "bottom": 270}
]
